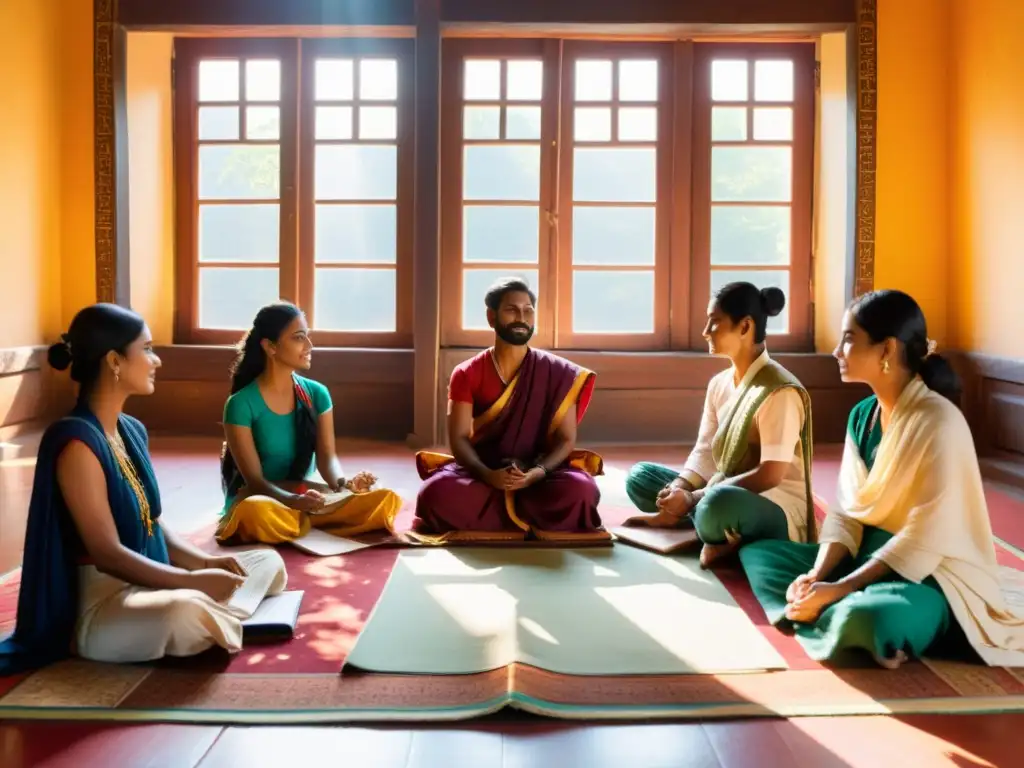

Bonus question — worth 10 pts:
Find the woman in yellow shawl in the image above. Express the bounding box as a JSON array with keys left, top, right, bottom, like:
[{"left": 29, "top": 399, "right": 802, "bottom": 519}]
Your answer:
[
  {"left": 624, "top": 282, "right": 816, "bottom": 568},
  {"left": 740, "top": 290, "right": 1024, "bottom": 668}
]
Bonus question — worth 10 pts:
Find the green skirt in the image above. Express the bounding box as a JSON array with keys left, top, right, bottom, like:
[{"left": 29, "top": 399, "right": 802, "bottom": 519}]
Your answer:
[
  {"left": 624, "top": 461, "right": 789, "bottom": 544},
  {"left": 738, "top": 527, "right": 960, "bottom": 664}
]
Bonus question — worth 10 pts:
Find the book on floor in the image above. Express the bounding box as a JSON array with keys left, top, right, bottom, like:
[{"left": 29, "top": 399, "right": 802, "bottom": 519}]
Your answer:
[
  {"left": 608, "top": 525, "right": 700, "bottom": 555},
  {"left": 226, "top": 548, "right": 285, "bottom": 618},
  {"left": 242, "top": 590, "right": 305, "bottom": 642},
  {"left": 290, "top": 527, "right": 378, "bottom": 557}
]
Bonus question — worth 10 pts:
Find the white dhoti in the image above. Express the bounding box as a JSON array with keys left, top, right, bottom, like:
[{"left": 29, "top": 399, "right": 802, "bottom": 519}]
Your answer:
[{"left": 74, "top": 548, "right": 287, "bottom": 663}]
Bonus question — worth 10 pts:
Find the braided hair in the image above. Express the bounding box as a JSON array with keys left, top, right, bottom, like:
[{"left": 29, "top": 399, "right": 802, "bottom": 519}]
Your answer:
[{"left": 220, "top": 302, "right": 318, "bottom": 495}]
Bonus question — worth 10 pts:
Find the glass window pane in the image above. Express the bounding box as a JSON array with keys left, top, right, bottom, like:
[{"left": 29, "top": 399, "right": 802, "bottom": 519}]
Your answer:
[
  {"left": 573, "top": 147, "right": 656, "bottom": 203},
  {"left": 711, "top": 147, "right": 791, "bottom": 202},
  {"left": 753, "top": 107, "right": 793, "bottom": 141},
  {"left": 463, "top": 106, "right": 500, "bottom": 139},
  {"left": 314, "top": 268, "right": 396, "bottom": 332},
  {"left": 505, "top": 106, "right": 541, "bottom": 140},
  {"left": 574, "top": 107, "right": 611, "bottom": 142},
  {"left": 755, "top": 60, "right": 794, "bottom": 102},
  {"left": 316, "top": 59, "right": 354, "bottom": 101},
  {"left": 575, "top": 60, "right": 612, "bottom": 102},
  {"left": 315, "top": 145, "right": 396, "bottom": 201},
  {"left": 618, "top": 107, "right": 657, "bottom": 141},
  {"left": 465, "top": 60, "right": 500, "bottom": 100},
  {"left": 359, "top": 106, "right": 397, "bottom": 140},
  {"left": 316, "top": 106, "right": 353, "bottom": 140},
  {"left": 710, "top": 206, "right": 790, "bottom": 266},
  {"left": 315, "top": 204, "right": 396, "bottom": 264},
  {"left": 463, "top": 145, "right": 540, "bottom": 202},
  {"left": 246, "top": 106, "right": 279, "bottom": 140},
  {"left": 711, "top": 107, "right": 747, "bottom": 141},
  {"left": 619, "top": 60, "right": 658, "bottom": 102},
  {"left": 712, "top": 60, "right": 747, "bottom": 102},
  {"left": 463, "top": 206, "right": 539, "bottom": 264},
  {"left": 360, "top": 59, "right": 398, "bottom": 101},
  {"left": 572, "top": 207, "right": 655, "bottom": 266},
  {"left": 462, "top": 269, "right": 538, "bottom": 330},
  {"left": 573, "top": 270, "right": 654, "bottom": 333},
  {"left": 198, "top": 267, "right": 279, "bottom": 329},
  {"left": 246, "top": 60, "right": 280, "bottom": 102},
  {"left": 199, "top": 60, "right": 239, "bottom": 102},
  {"left": 199, "top": 205, "right": 279, "bottom": 262},
  {"left": 506, "top": 60, "right": 543, "bottom": 101},
  {"left": 199, "top": 145, "right": 280, "bottom": 200},
  {"left": 710, "top": 269, "right": 789, "bottom": 333},
  {"left": 198, "top": 106, "right": 238, "bottom": 140}
]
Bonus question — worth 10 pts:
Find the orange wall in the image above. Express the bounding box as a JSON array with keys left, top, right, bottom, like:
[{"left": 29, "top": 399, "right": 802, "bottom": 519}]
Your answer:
[
  {"left": 874, "top": 0, "right": 951, "bottom": 345},
  {"left": 127, "top": 33, "right": 176, "bottom": 345},
  {"left": 949, "top": 0, "right": 1024, "bottom": 358},
  {"left": 58, "top": 0, "right": 96, "bottom": 329},
  {"left": 0, "top": 0, "right": 63, "bottom": 347}
]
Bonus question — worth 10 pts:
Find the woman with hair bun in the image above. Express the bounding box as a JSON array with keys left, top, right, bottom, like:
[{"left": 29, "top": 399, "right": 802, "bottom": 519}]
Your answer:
[
  {"left": 625, "top": 282, "right": 816, "bottom": 568},
  {"left": 740, "top": 289, "right": 1024, "bottom": 668},
  {"left": 216, "top": 302, "right": 400, "bottom": 545},
  {"left": 0, "top": 304, "right": 286, "bottom": 675}
]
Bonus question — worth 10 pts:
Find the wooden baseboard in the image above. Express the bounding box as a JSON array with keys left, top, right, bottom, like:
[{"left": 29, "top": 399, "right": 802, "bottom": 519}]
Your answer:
[
  {"left": 127, "top": 346, "right": 414, "bottom": 439},
  {"left": 0, "top": 346, "right": 63, "bottom": 432},
  {"left": 951, "top": 351, "right": 1024, "bottom": 492},
  {"left": 437, "top": 348, "right": 869, "bottom": 445}
]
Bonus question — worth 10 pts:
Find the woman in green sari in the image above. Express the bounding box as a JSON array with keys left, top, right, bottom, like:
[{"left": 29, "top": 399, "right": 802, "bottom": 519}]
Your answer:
[
  {"left": 624, "top": 282, "right": 816, "bottom": 567},
  {"left": 741, "top": 290, "right": 1024, "bottom": 668}
]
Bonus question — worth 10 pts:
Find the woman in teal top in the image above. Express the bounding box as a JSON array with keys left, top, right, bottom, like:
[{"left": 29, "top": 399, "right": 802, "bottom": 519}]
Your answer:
[
  {"left": 216, "top": 302, "right": 400, "bottom": 544},
  {"left": 738, "top": 291, "right": 967, "bottom": 668}
]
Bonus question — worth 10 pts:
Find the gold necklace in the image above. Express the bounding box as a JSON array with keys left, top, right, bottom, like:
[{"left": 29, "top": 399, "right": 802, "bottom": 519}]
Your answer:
[{"left": 107, "top": 430, "right": 154, "bottom": 536}]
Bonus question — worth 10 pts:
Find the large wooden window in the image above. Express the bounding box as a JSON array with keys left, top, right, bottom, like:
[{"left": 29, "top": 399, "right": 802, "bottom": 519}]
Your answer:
[
  {"left": 440, "top": 39, "right": 815, "bottom": 351},
  {"left": 174, "top": 38, "right": 413, "bottom": 346},
  {"left": 690, "top": 43, "right": 814, "bottom": 349}
]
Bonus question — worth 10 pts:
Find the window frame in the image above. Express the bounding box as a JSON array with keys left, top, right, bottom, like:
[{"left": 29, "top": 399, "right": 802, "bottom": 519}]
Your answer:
[
  {"left": 298, "top": 37, "right": 415, "bottom": 349},
  {"left": 172, "top": 37, "right": 414, "bottom": 347},
  {"left": 439, "top": 38, "right": 559, "bottom": 349},
  {"left": 689, "top": 42, "right": 816, "bottom": 351},
  {"left": 173, "top": 37, "right": 300, "bottom": 346},
  {"left": 555, "top": 40, "right": 675, "bottom": 351}
]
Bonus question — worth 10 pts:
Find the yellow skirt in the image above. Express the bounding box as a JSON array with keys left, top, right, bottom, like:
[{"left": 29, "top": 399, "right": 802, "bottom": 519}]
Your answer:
[{"left": 216, "top": 488, "right": 401, "bottom": 545}]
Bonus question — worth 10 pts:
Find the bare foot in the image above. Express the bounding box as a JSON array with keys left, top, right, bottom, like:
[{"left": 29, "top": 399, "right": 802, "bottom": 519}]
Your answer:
[
  {"left": 873, "top": 649, "right": 909, "bottom": 670},
  {"left": 623, "top": 510, "right": 692, "bottom": 529},
  {"left": 699, "top": 539, "right": 741, "bottom": 569}
]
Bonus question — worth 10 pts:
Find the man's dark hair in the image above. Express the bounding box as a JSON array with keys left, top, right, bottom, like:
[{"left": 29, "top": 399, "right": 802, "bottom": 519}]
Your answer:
[{"left": 484, "top": 277, "right": 537, "bottom": 312}]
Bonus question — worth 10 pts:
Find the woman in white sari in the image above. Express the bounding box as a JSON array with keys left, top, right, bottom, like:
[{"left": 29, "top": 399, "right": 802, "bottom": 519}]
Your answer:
[{"left": 740, "top": 290, "right": 1024, "bottom": 668}]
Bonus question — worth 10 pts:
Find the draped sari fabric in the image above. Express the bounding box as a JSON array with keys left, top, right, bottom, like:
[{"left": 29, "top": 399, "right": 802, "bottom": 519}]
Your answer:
[
  {"left": 414, "top": 348, "right": 604, "bottom": 535},
  {"left": 822, "top": 378, "right": 1024, "bottom": 666},
  {"left": 0, "top": 405, "right": 169, "bottom": 674}
]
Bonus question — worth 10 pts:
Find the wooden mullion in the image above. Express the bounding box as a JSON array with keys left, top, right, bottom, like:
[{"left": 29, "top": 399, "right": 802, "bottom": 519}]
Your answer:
[
  {"left": 668, "top": 40, "right": 693, "bottom": 349},
  {"left": 278, "top": 41, "right": 301, "bottom": 309},
  {"left": 298, "top": 41, "right": 317, "bottom": 323},
  {"left": 689, "top": 43, "right": 714, "bottom": 349}
]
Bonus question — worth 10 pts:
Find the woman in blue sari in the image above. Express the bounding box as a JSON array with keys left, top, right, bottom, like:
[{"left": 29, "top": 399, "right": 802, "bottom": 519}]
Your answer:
[{"left": 0, "top": 304, "right": 286, "bottom": 675}]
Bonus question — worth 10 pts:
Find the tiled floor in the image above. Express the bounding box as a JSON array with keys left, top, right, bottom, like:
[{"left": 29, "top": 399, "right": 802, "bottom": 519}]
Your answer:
[{"left": 1, "top": 437, "right": 1022, "bottom": 767}]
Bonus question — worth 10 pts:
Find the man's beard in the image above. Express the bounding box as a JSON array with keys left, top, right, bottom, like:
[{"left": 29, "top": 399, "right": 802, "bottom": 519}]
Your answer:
[{"left": 495, "top": 321, "right": 534, "bottom": 346}]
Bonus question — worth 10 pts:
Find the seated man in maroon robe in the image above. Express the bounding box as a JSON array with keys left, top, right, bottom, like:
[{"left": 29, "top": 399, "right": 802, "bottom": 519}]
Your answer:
[{"left": 414, "top": 278, "right": 606, "bottom": 540}]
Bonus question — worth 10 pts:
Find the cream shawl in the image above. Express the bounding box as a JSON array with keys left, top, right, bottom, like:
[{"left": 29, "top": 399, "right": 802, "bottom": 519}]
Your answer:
[{"left": 820, "top": 378, "right": 1024, "bottom": 666}]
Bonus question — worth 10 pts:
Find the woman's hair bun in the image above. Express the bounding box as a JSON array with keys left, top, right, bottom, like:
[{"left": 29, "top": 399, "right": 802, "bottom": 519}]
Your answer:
[
  {"left": 47, "top": 336, "right": 73, "bottom": 372},
  {"left": 759, "top": 287, "right": 786, "bottom": 318}
]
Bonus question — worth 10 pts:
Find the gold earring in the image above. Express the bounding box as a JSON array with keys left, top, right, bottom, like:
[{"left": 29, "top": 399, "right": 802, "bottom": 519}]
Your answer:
[
  {"left": 882, "top": 359, "right": 890, "bottom": 375},
  {"left": 114, "top": 367, "right": 120, "bottom": 383}
]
